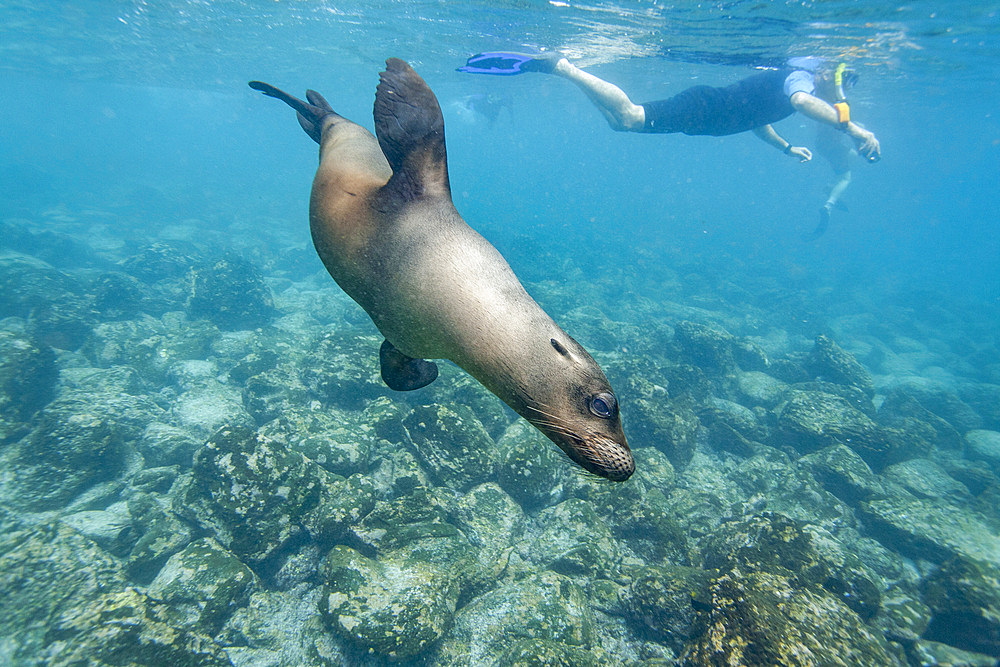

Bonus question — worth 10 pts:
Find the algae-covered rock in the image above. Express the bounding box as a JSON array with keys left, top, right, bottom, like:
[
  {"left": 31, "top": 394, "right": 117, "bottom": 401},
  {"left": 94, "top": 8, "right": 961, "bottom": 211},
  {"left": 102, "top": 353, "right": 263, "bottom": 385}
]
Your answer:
[
  {"left": 579, "top": 479, "right": 688, "bottom": 566},
  {"left": 300, "top": 473, "right": 377, "bottom": 547},
  {"left": 878, "top": 387, "right": 968, "bottom": 450},
  {"left": 966, "top": 429, "right": 1000, "bottom": 473},
  {"left": 241, "top": 364, "right": 313, "bottom": 425},
  {"left": 434, "top": 571, "right": 593, "bottom": 665},
  {"left": 403, "top": 402, "right": 499, "bottom": 491},
  {"left": 220, "top": 585, "right": 343, "bottom": 666},
  {"left": 3, "top": 398, "right": 130, "bottom": 511},
  {"left": 177, "top": 424, "right": 335, "bottom": 563},
  {"left": 0, "top": 329, "right": 56, "bottom": 442},
  {"left": 624, "top": 564, "right": 713, "bottom": 647},
  {"left": 921, "top": 556, "right": 1000, "bottom": 657},
  {"left": 259, "top": 407, "right": 374, "bottom": 477},
  {"left": 628, "top": 396, "right": 701, "bottom": 468},
  {"left": 798, "top": 444, "right": 886, "bottom": 505},
  {"left": 727, "top": 449, "right": 852, "bottom": 529},
  {"left": 43, "top": 587, "right": 233, "bottom": 666},
  {"left": 139, "top": 422, "right": 204, "bottom": 468},
  {"left": 776, "top": 389, "right": 895, "bottom": 469},
  {"left": 673, "top": 320, "right": 738, "bottom": 373},
  {"left": 886, "top": 383, "right": 983, "bottom": 432},
  {"left": 452, "top": 482, "right": 525, "bottom": 580},
  {"left": 0, "top": 522, "right": 127, "bottom": 659},
  {"left": 147, "top": 537, "right": 258, "bottom": 634},
  {"left": 0, "top": 521, "right": 229, "bottom": 665},
  {"left": 319, "top": 544, "right": 460, "bottom": 660},
  {"left": 883, "top": 458, "right": 971, "bottom": 503},
  {"left": 877, "top": 587, "right": 931, "bottom": 645},
  {"left": 496, "top": 419, "right": 569, "bottom": 510},
  {"left": 119, "top": 241, "right": 201, "bottom": 282},
  {"left": 680, "top": 570, "right": 899, "bottom": 666},
  {"left": 350, "top": 487, "right": 461, "bottom": 554},
  {"left": 529, "top": 498, "right": 620, "bottom": 579},
  {"left": 496, "top": 638, "right": 604, "bottom": 667},
  {"left": 805, "top": 334, "right": 875, "bottom": 398},
  {"left": 300, "top": 330, "right": 387, "bottom": 410},
  {"left": 733, "top": 370, "right": 788, "bottom": 409},
  {"left": 125, "top": 492, "right": 193, "bottom": 584},
  {"left": 186, "top": 254, "right": 275, "bottom": 330},
  {"left": 172, "top": 380, "right": 254, "bottom": 437},
  {"left": 860, "top": 493, "right": 1000, "bottom": 565},
  {"left": 961, "top": 383, "right": 1000, "bottom": 430},
  {"left": 702, "top": 513, "right": 882, "bottom": 620}
]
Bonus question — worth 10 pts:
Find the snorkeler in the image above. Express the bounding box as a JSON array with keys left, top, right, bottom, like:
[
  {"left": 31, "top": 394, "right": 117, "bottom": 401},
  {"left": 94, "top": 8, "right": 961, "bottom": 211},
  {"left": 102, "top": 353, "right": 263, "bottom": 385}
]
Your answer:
[{"left": 460, "top": 53, "right": 880, "bottom": 239}]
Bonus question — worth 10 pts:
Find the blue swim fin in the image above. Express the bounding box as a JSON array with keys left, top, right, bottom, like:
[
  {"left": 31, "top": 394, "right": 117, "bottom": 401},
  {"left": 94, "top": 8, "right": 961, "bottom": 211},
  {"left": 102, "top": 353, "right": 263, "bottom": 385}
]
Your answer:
[{"left": 457, "top": 52, "right": 559, "bottom": 75}]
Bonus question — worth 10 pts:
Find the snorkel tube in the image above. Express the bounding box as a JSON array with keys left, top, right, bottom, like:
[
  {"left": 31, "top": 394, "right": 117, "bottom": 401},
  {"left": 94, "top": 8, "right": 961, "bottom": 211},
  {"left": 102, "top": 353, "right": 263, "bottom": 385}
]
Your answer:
[
  {"left": 832, "top": 62, "right": 878, "bottom": 162},
  {"left": 832, "top": 62, "right": 851, "bottom": 126}
]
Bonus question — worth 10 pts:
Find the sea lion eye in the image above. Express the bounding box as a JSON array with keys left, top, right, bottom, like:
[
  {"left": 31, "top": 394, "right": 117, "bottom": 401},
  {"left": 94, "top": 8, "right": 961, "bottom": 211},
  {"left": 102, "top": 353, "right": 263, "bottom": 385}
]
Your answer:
[{"left": 588, "top": 392, "right": 617, "bottom": 419}]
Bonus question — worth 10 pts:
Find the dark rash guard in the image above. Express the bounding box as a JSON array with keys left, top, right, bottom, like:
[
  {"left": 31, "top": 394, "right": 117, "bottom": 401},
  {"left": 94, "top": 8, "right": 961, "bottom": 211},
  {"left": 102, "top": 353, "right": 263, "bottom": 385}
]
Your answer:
[{"left": 640, "top": 68, "right": 797, "bottom": 136}]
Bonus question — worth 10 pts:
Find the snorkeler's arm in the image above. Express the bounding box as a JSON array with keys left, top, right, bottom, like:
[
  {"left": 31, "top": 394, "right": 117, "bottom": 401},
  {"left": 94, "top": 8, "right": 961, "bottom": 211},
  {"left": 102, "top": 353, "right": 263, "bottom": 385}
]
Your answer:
[
  {"left": 790, "top": 92, "right": 881, "bottom": 160},
  {"left": 752, "top": 125, "right": 812, "bottom": 162}
]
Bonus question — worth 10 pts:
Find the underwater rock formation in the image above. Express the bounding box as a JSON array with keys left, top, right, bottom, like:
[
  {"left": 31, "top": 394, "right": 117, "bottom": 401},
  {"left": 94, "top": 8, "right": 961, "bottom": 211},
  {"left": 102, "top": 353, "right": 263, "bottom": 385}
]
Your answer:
[
  {"left": 0, "top": 329, "right": 56, "bottom": 443},
  {"left": 186, "top": 254, "right": 275, "bottom": 330}
]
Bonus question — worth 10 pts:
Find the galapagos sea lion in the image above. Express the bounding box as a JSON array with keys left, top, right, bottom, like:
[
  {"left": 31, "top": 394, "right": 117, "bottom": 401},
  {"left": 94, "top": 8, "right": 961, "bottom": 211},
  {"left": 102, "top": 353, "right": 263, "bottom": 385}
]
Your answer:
[{"left": 249, "top": 58, "right": 633, "bottom": 481}]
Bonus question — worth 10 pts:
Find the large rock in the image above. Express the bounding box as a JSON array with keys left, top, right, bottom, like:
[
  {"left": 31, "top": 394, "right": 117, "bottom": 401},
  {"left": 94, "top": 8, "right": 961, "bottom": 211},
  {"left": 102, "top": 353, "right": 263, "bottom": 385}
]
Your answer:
[
  {"left": 432, "top": 571, "right": 593, "bottom": 665},
  {"left": 186, "top": 254, "right": 275, "bottom": 330},
  {"left": 528, "top": 498, "right": 620, "bottom": 579},
  {"left": 805, "top": 334, "right": 875, "bottom": 399},
  {"left": 259, "top": 407, "right": 374, "bottom": 478},
  {"left": 495, "top": 420, "right": 570, "bottom": 510},
  {"left": 623, "top": 564, "right": 713, "bottom": 648},
  {"left": 0, "top": 330, "right": 56, "bottom": 442},
  {"left": 2, "top": 395, "right": 142, "bottom": 511},
  {"left": 860, "top": 492, "right": 1000, "bottom": 565},
  {"left": 776, "top": 390, "right": 899, "bottom": 469},
  {"left": 319, "top": 544, "right": 460, "bottom": 660},
  {"left": 299, "top": 330, "right": 387, "bottom": 410},
  {"left": 921, "top": 556, "right": 1000, "bottom": 658},
  {"left": 402, "top": 403, "right": 498, "bottom": 491},
  {"left": 702, "top": 513, "right": 882, "bottom": 621},
  {"left": 798, "top": 444, "right": 886, "bottom": 505},
  {"left": 966, "top": 429, "right": 1000, "bottom": 473},
  {"left": 147, "top": 537, "right": 258, "bottom": 635},
  {"left": 0, "top": 522, "right": 228, "bottom": 665},
  {"left": 178, "top": 424, "right": 369, "bottom": 563},
  {"left": 680, "top": 570, "right": 899, "bottom": 666}
]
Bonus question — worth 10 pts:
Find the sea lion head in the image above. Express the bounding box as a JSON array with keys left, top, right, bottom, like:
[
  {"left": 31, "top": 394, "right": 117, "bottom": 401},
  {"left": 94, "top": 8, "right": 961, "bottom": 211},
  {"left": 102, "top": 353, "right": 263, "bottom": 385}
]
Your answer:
[{"left": 519, "top": 336, "right": 634, "bottom": 482}]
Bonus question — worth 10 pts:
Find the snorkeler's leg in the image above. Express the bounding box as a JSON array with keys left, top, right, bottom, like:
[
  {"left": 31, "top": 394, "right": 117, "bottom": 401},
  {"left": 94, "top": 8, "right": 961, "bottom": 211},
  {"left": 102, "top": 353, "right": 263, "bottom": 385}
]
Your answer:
[
  {"left": 551, "top": 59, "right": 646, "bottom": 131},
  {"left": 824, "top": 170, "right": 852, "bottom": 211}
]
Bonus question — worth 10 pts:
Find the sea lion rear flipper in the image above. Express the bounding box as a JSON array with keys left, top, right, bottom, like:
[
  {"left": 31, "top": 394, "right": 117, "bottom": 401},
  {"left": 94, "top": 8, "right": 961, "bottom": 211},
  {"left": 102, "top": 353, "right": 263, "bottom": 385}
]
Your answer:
[
  {"left": 248, "top": 81, "right": 339, "bottom": 144},
  {"left": 379, "top": 339, "right": 439, "bottom": 391},
  {"left": 373, "top": 58, "right": 451, "bottom": 201}
]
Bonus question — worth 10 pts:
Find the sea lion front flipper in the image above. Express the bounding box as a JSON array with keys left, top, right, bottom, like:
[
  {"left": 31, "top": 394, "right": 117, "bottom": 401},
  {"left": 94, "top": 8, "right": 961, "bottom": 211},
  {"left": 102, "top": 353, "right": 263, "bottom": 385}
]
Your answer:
[
  {"left": 248, "top": 81, "right": 339, "bottom": 144},
  {"left": 379, "top": 339, "right": 439, "bottom": 391},
  {"left": 373, "top": 58, "right": 451, "bottom": 202}
]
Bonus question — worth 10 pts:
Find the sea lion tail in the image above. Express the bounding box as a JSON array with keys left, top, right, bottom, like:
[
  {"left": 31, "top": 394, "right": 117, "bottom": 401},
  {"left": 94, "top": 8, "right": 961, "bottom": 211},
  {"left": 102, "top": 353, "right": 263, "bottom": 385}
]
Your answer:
[
  {"left": 248, "top": 81, "right": 338, "bottom": 145},
  {"left": 373, "top": 58, "right": 451, "bottom": 200}
]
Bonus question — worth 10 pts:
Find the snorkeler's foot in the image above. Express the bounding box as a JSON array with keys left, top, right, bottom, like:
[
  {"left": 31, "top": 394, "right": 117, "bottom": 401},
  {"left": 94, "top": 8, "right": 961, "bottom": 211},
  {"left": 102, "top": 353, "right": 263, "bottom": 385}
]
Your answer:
[
  {"left": 458, "top": 51, "right": 564, "bottom": 75},
  {"left": 804, "top": 205, "right": 832, "bottom": 241},
  {"left": 519, "top": 52, "right": 564, "bottom": 74}
]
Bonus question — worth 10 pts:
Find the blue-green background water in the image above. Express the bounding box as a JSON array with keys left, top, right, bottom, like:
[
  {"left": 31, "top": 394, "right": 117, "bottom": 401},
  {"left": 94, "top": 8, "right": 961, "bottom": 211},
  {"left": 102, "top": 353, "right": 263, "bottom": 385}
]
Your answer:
[{"left": 3, "top": 1, "right": 1000, "bottom": 665}]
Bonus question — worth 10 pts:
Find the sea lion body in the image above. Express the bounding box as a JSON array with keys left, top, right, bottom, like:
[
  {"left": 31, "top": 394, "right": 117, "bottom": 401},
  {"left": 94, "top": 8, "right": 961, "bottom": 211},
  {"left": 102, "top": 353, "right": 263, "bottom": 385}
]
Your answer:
[{"left": 250, "top": 59, "right": 633, "bottom": 481}]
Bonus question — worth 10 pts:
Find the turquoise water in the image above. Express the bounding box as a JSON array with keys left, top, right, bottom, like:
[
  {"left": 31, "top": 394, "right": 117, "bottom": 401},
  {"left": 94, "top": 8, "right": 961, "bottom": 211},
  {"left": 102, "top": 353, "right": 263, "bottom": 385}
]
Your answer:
[{"left": 2, "top": 1, "right": 999, "bottom": 665}]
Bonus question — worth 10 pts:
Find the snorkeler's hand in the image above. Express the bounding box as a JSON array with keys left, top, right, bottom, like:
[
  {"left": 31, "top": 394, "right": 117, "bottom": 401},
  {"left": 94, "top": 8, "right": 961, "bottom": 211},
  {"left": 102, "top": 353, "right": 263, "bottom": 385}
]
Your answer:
[
  {"left": 849, "top": 125, "right": 881, "bottom": 162},
  {"left": 789, "top": 146, "right": 812, "bottom": 163}
]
